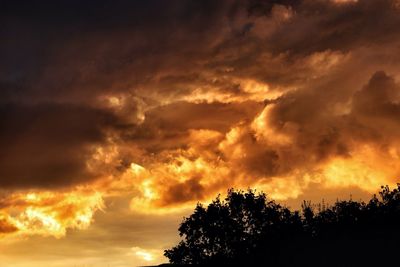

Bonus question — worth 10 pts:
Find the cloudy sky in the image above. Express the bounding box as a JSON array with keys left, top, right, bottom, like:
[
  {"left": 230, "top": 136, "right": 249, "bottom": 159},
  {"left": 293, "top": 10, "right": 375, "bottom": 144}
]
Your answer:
[{"left": 2, "top": 0, "right": 400, "bottom": 265}]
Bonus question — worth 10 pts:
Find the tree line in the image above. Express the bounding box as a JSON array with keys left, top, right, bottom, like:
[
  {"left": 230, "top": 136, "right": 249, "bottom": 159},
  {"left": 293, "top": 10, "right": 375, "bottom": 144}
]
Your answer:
[{"left": 164, "top": 184, "right": 400, "bottom": 266}]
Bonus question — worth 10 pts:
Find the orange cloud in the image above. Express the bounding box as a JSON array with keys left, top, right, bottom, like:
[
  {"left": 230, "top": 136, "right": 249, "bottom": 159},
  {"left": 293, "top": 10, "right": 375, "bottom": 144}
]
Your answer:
[{"left": 0, "top": 189, "right": 104, "bottom": 238}]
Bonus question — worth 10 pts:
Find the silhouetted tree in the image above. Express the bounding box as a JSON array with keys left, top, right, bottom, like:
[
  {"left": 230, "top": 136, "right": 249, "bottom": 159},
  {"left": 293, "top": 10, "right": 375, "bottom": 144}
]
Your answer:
[{"left": 165, "top": 184, "right": 400, "bottom": 266}]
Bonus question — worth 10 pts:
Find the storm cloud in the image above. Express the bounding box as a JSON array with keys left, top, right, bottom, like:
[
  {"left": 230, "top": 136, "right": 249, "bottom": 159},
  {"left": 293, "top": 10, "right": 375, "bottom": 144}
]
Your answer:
[{"left": 1, "top": 1, "right": 400, "bottom": 251}]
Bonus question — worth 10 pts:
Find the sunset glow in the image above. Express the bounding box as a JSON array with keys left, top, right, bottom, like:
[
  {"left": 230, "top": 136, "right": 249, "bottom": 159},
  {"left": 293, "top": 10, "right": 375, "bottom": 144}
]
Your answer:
[{"left": 2, "top": 0, "right": 400, "bottom": 266}]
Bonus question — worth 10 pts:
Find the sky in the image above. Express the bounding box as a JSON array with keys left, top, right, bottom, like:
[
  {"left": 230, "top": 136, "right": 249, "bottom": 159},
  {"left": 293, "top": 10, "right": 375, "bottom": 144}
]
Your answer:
[{"left": 2, "top": 0, "right": 400, "bottom": 266}]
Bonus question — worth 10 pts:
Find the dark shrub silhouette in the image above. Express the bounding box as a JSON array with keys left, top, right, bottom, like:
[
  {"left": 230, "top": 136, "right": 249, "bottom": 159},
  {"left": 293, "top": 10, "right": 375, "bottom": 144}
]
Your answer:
[{"left": 164, "top": 185, "right": 400, "bottom": 266}]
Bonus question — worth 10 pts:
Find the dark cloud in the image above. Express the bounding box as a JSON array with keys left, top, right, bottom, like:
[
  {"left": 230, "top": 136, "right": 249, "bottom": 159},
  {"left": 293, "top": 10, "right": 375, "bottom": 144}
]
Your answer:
[
  {"left": 0, "top": 103, "right": 119, "bottom": 188},
  {"left": 145, "top": 101, "right": 261, "bottom": 132},
  {"left": 349, "top": 71, "right": 400, "bottom": 143},
  {"left": 160, "top": 177, "right": 205, "bottom": 206},
  {"left": 247, "top": 0, "right": 301, "bottom": 15},
  {"left": 0, "top": 216, "right": 18, "bottom": 234},
  {"left": 2, "top": 0, "right": 399, "bottom": 109},
  {"left": 123, "top": 101, "right": 263, "bottom": 154},
  {"left": 353, "top": 71, "right": 400, "bottom": 118},
  {"left": 265, "top": 0, "right": 400, "bottom": 55}
]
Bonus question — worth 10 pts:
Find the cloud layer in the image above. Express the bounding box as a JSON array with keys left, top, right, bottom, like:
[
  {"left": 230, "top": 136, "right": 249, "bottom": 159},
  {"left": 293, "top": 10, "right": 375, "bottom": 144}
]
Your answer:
[{"left": 2, "top": 0, "right": 400, "bottom": 243}]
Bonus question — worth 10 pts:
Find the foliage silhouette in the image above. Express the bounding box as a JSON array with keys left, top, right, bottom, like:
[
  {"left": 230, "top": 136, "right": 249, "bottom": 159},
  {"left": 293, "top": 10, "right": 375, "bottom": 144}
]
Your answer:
[{"left": 164, "top": 185, "right": 400, "bottom": 266}]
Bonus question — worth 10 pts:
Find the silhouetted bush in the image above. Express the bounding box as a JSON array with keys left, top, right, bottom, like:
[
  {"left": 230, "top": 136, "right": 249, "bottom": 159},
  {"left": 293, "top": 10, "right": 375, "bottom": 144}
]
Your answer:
[{"left": 164, "top": 185, "right": 400, "bottom": 266}]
